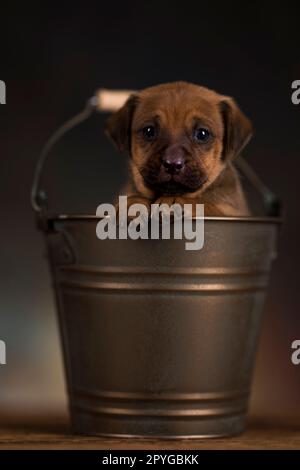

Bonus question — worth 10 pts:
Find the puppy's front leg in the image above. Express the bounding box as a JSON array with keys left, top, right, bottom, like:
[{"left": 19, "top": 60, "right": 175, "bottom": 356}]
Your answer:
[{"left": 153, "top": 196, "right": 226, "bottom": 217}]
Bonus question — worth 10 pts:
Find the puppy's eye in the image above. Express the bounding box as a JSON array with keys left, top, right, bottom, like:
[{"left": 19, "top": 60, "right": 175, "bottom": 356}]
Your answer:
[
  {"left": 142, "top": 125, "right": 157, "bottom": 141},
  {"left": 194, "top": 127, "right": 211, "bottom": 143}
]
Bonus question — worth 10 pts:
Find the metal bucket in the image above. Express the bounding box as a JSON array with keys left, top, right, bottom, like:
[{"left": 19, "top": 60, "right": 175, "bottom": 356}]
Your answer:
[
  {"left": 39, "top": 214, "right": 279, "bottom": 438},
  {"left": 31, "top": 93, "right": 281, "bottom": 438}
]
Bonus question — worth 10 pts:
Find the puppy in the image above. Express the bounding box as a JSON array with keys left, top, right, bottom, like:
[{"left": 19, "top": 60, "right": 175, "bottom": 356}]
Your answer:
[{"left": 105, "top": 81, "right": 252, "bottom": 216}]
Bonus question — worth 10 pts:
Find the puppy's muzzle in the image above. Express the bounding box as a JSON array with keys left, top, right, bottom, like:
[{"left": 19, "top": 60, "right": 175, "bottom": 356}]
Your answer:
[{"left": 161, "top": 145, "right": 186, "bottom": 175}]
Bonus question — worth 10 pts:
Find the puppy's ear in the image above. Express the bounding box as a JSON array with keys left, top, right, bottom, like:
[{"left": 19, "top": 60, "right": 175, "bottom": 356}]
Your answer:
[
  {"left": 219, "top": 97, "right": 253, "bottom": 161},
  {"left": 105, "top": 94, "right": 139, "bottom": 153}
]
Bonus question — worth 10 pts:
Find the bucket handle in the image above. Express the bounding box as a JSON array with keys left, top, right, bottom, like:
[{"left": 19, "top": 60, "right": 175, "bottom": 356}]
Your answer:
[{"left": 31, "top": 89, "right": 281, "bottom": 220}]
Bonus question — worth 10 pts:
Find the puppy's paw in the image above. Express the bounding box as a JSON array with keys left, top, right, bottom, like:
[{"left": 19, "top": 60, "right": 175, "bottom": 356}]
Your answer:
[
  {"left": 152, "top": 196, "right": 200, "bottom": 219},
  {"left": 153, "top": 196, "right": 228, "bottom": 217}
]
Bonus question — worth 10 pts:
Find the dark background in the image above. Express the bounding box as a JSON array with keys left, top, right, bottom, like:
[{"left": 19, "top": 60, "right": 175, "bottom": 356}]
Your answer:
[{"left": 0, "top": 2, "right": 299, "bottom": 420}]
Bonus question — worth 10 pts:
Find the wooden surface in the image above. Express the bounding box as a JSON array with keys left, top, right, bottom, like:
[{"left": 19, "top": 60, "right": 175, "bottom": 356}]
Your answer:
[{"left": 0, "top": 416, "right": 299, "bottom": 449}]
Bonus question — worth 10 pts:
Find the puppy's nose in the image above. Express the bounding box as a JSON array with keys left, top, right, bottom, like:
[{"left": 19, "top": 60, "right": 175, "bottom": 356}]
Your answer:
[{"left": 162, "top": 149, "right": 185, "bottom": 174}]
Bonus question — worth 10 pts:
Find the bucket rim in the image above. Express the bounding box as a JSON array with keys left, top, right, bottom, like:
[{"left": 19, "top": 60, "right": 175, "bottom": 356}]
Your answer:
[{"left": 47, "top": 213, "right": 283, "bottom": 224}]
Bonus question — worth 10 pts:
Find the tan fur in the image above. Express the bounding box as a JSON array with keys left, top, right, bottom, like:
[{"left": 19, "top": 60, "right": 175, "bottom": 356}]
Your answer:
[{"left": 106, "top": 81, "right": 252, "bottom": 216}]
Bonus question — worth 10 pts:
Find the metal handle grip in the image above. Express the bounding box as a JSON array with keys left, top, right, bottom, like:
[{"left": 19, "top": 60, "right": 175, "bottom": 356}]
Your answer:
[{"left": 96, "top": 89, "right": 135, "bottom": 112}]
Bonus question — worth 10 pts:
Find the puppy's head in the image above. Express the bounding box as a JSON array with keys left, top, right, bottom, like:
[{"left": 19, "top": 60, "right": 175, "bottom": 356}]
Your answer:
[{"left": 106, "top": 81, "right": 252, "bottom": 197}]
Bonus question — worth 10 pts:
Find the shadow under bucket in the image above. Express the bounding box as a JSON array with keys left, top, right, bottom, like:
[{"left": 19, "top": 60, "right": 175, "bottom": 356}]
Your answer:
[{"left": 44, "top": 214, "right": 280, "bottom": 438}]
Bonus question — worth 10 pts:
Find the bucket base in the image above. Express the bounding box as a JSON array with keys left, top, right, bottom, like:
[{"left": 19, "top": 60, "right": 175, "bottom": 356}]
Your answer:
[{"left": 71, "top": 411, "right": 245, "bottom": 439}]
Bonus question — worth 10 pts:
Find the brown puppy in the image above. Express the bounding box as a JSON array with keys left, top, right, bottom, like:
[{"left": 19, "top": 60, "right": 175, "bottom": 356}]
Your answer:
[{"left": 106, "top": 81, "right": 252, "bottom": 216}]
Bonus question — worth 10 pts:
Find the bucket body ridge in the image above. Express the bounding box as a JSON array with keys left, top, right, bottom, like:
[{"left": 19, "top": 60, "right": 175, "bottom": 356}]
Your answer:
[{"left": 46, "top": 217, "right": 279, "bottom": 438}]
